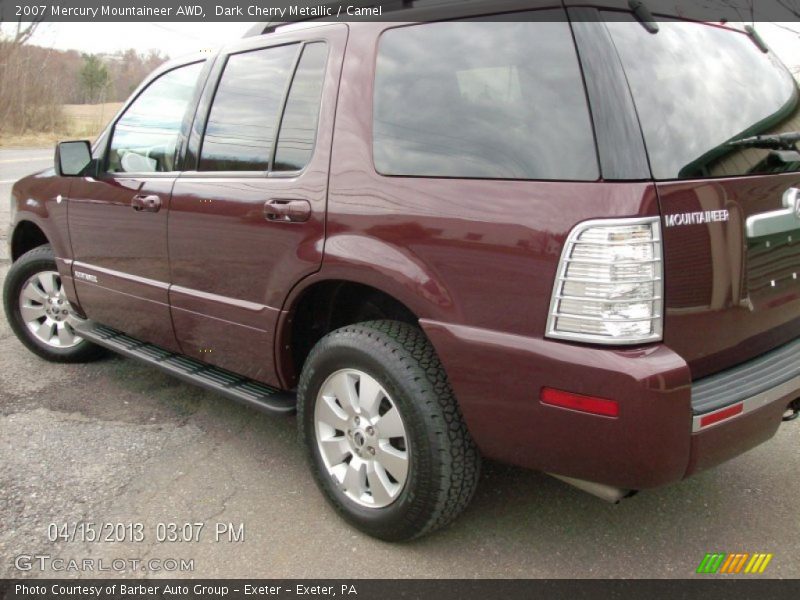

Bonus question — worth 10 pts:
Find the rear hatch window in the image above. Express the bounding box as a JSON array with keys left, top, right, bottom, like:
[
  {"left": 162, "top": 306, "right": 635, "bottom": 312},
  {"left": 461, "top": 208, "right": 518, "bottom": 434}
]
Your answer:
[{"left": 606, "top": 16, "right": 800, "bottom": 180}]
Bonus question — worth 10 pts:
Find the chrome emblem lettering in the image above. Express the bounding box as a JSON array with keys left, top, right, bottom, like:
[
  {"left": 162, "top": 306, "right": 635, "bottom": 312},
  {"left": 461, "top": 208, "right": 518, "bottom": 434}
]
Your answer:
[
  {"left": 74, "top": 271, "right": 98, "bottom": 283},
  {"left": 664, "top": 210, "right": 729, "bottom": 228}
]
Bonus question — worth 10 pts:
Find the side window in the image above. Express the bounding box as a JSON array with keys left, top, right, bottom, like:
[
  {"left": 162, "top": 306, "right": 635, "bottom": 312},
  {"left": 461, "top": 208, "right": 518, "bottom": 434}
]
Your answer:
[
  {"left": 199, "top": 44, "right": 298, "bottom": 171},
  {"left": 108, "top": 62, "right": 204, "bottom": 174},
  {"left": 273, "top": 43, "right": 328, "bottom": 171},
  {"left": 373, "top": 14, "right": 599, "bottom": 181}
]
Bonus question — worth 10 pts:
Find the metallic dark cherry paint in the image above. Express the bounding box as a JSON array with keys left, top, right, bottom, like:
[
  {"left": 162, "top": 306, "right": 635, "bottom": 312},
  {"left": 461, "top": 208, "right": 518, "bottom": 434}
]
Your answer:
[
  {"left": 299, "top": 22, "right": 694, "bottom": 489},
  {"left": 8, "top": 18, "right": 799, "bottom": 492},
  {"left": 167, "top": 25, "right": 348, "bottom": 385},
  {"left": 658, "top": 174, "right": 800, "bottom": 379},
  {"left": 67, "top": 176, "right": 180, "bottom": 351}
]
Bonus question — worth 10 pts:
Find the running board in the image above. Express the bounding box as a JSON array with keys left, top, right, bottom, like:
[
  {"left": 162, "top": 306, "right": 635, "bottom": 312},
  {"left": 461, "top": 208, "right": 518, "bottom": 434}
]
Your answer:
[{"left": 77, "top": 322, "right": 296, "bottom": 414}]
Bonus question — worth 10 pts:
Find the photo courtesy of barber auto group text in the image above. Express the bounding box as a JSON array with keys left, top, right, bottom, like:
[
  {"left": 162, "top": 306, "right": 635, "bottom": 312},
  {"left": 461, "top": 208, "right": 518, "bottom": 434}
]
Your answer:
[{"left": 1, "top": 0, "right": 799, "bottom": 597}]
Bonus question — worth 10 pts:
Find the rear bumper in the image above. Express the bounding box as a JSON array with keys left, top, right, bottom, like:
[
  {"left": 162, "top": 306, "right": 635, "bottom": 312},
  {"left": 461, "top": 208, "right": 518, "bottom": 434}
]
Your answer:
[
  {"left": 421, "top": 320, "right": 799, "bottom": 490},
  {"left": 686, "top": 375, "right": 800, "bottom": 476}
]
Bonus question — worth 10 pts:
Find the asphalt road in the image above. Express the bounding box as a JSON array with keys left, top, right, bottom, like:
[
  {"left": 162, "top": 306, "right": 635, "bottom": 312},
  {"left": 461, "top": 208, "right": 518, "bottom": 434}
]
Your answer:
[{"left": 0, "top": 148, "right": 799, "bottom": 579}]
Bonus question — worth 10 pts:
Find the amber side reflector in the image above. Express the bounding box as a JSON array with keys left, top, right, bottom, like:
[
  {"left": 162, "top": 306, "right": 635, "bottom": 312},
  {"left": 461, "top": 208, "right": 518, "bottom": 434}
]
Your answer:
[
  {"left": 699, "top": 403, "right": 744, "bottom": 428},
  {"left": 540, "top": 387, "right": 619, "bottom": 417}
]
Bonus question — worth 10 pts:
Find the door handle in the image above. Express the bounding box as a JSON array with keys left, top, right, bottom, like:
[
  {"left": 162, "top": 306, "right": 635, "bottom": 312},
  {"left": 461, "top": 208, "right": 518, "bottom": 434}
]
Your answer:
[
  {"left": 264, "top": 199, "right": 312, "bottom": 223},
  {"left": 131, "top": 194, "right": 162, "bottom": 213}
]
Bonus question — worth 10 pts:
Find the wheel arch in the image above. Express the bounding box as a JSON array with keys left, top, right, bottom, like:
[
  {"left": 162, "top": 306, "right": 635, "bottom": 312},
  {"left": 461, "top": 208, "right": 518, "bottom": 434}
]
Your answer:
[
  {"left": 11, "top": 219, "right": 50, "bottom": 262},
  {"left": 275, "top": 234, "right": 459, "bottom": 387},
  {"left": 278, "top": 277, "right": 425, "bottom": 387}
]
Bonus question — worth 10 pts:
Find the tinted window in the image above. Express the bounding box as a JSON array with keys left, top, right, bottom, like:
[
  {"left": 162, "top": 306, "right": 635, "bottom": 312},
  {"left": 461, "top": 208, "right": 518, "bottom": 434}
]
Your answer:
[
  {"left": 274, "top": 43, "right": 328, "bottom": 171},
  {"left": 108, "top": 62, "right": 203, "bottom": 173},
  {"left": 606, "top": 16, "right": 800, "bottom": 180},
  {"left": 199, "top": 44, "right": 298, "bottom": 171},
  {"left": 373, "top": 14, "right": 598, "bottom": 181}
]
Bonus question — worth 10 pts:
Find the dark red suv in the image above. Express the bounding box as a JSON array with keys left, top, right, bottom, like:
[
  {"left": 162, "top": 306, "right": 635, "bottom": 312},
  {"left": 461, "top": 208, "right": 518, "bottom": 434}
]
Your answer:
[{"left": 4, "top": 3, "right": 800, "bottom": 541}]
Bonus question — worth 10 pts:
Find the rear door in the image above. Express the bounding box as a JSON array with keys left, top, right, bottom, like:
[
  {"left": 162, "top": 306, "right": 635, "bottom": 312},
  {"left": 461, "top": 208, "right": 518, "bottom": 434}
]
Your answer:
[
  {"left": 168, "top": 25, "right": 346, "bottom": 385},
  {"left": 605, "top": 16, "right": 800, "bottom": 379},
  {"left": 68, "top": 60, "right": 207, "bottom": 350}
]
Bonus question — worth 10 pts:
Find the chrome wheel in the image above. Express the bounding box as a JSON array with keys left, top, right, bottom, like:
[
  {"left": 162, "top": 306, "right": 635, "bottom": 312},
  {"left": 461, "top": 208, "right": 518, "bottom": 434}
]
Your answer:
[
  {"left": 18, "top": 270, "right": 83, "bottom": 349},
  {"left": 314, "top": 369, "right": 410, "bottom": 508}
]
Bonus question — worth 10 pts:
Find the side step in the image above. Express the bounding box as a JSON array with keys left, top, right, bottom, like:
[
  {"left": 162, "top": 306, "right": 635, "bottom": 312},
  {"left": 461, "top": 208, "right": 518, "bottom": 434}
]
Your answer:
[{"left": 77, "top": 322, "right": 296, "bottom": 414}]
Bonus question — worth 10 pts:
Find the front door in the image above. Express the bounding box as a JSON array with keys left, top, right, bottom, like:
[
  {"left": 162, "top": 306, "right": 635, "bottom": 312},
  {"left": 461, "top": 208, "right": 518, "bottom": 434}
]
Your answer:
[
  {"left": 168, "top": 25, "right": 347, "bottom": 385},
  {"left": 68, "top": 60, "right": 207, "bottom": 350}
]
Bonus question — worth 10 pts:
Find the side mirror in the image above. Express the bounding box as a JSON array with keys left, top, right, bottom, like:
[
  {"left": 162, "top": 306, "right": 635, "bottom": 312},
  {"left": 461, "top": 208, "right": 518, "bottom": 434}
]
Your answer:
[{"left": 55, "top": 140, "right": 92, "bottom": 177}]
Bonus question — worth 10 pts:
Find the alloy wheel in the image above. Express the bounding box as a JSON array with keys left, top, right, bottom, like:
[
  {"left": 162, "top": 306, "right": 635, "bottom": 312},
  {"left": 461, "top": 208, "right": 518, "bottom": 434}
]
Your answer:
[
  {"left": 314, "top": 369, "right": 410, "bottom": 508},
  {"left": 18, "top": 270, "right": 83, "bottom": 349}
]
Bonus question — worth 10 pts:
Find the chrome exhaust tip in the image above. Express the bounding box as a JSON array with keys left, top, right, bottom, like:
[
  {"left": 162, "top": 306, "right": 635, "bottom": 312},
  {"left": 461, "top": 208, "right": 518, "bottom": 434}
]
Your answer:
[
  {"left": 782, "top": 399, "right": 800, "bottom": 422},
  {"left": 548, "top": 473, "right": 637, "bottom": 504}
]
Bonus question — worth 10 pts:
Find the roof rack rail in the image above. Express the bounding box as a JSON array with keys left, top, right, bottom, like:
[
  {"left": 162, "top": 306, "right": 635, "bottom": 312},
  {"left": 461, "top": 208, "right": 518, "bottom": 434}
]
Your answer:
[{"left": 244, "top": 0, "right": 415, "bottom": 37}]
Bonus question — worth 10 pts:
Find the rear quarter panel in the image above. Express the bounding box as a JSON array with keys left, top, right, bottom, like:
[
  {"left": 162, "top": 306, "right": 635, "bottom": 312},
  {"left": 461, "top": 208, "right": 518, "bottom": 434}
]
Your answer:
[
  {"left": 323, "top": 22, "right": 663, "bottom": 336},
  {"left": 316, "top": 22, "right": 693, "bottom": 484}
]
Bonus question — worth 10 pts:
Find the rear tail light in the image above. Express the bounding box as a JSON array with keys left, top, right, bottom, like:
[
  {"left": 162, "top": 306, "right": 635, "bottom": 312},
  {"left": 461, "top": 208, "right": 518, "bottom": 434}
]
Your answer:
[{"left": 546, "top": 217, "right": 663, "bottom": 345}]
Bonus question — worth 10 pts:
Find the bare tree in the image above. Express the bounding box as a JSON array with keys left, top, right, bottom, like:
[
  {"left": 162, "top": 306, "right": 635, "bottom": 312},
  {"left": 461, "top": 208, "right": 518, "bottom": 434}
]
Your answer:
[
  {"left": 774, "top": 0, "right": 800, "bottom": 19},
  {"left": 10, "top": 20, "right": 40, "bottom": 46},
  {"left": 691, "top": 0, "right": 799, "bottom": 23},
  {"left": 0, "top": 19, "right": 63, "bottom": 135}
]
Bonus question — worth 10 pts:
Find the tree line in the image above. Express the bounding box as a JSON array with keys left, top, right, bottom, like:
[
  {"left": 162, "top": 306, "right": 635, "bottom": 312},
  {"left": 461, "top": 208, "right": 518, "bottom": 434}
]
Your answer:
[{"left": 0, "top": 23, "right": 168, "bottom": 135}]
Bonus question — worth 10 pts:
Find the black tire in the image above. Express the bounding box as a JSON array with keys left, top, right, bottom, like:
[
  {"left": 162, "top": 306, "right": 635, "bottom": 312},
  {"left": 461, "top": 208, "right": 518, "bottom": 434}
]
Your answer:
[
  {"left": 3, "top": 245, "right": 104, "bottom": 363},
  {"left": 298, "top": 320, "right": 481, "bottom": 541}
]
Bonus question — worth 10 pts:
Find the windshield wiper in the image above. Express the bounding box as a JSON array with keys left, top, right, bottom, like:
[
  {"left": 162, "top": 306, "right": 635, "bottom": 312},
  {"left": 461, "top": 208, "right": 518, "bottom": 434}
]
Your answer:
[{"left": 728, "top": 131, "right": 800, "bottom": 151}]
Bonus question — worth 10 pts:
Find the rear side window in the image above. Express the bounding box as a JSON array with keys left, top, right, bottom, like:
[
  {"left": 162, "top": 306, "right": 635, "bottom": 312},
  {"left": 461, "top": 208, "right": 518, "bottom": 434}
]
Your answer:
[
  {"left": 199, "top": 44, "right": 298, "bottom": 171},
  {"left": 606, "top": 16, "right": 800, "bottom": 180},
  {"left": 199, "top": 42, "right": 328, "bottom": 172},
  {"left": 108, "top": 62, "right": 203, "bottom": 173},
  {"left": 274, "top": 43, "right": 328, "bottom": 171},
  {"left": 373, "top": 14, "right": 598, "bottom": 181}
]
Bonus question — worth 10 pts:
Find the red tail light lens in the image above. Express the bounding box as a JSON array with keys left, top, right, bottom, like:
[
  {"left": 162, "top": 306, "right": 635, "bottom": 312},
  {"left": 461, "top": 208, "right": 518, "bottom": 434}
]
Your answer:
[{"left": 541, "top": 387, "right": 619, "bottom": 417}]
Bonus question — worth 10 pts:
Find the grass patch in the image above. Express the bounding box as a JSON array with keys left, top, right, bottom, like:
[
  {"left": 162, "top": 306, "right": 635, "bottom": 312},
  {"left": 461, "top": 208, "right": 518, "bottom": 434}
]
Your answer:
[{"left": 0, "top": 102, "right": 123, "bottom": 148}]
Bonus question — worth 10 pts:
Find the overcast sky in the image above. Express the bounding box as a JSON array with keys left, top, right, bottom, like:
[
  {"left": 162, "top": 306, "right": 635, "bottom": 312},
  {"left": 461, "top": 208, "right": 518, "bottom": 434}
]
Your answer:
[
  {"left": 21, "top": 22, "right": 252, "bottom": 56},
  {"left": 3, "top": 20, "right": 799, "bottom": 70}
]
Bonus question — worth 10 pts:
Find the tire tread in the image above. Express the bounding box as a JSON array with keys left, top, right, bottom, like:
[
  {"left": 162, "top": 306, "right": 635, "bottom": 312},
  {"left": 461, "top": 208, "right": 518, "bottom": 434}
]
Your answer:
[
  {"left": 3, "top": 244, "right": 103, "bottom": 363},
  {"left": 298, "top": 319, "right": 481, "bottom": 540}
]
